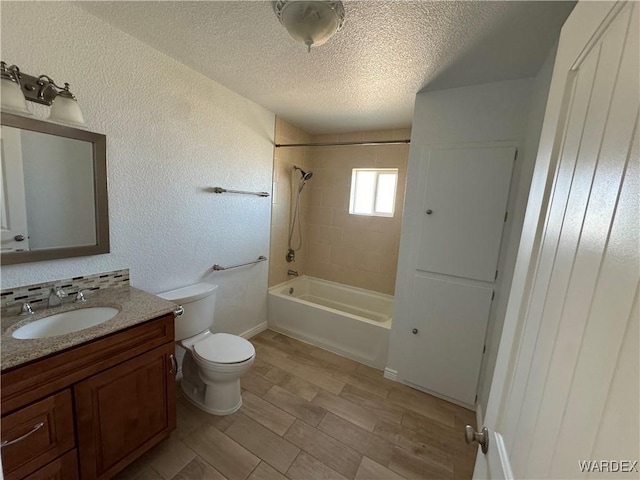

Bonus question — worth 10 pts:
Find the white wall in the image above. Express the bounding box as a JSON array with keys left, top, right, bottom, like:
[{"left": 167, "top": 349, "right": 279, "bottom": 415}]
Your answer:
[
  {"left": 388, "top": 78, "right": 537, "bottom": 401},
  {"left": 0, "top": 2, "right": 275, "bottom": 336}
]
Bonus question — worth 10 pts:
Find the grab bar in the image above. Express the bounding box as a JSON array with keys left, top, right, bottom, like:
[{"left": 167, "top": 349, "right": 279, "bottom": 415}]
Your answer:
[
  {"left": 213, "top": 255, "right": 267, "bottom": 271},
  {"left": 211, "top": 187, "right": 270, "bottom": 198}
]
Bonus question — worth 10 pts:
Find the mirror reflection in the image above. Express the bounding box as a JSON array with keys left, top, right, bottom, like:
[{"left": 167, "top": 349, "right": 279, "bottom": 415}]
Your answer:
[
  {"left": 0, "top": 113, "right": 108, "bottom": 265},
  {"left": 1, "top": 126, "right": 96, "bottom": 252}
]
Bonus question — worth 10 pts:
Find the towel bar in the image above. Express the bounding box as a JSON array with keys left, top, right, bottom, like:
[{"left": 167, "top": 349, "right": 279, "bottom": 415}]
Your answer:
[{"left": 213, "top": 256, "right": 267, "bottom": 271}]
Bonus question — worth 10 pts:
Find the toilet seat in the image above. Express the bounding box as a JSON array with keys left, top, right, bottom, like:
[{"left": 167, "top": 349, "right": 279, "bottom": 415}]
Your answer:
[{"left": 193, "top": 333, "right": 255, "bottom": 364}]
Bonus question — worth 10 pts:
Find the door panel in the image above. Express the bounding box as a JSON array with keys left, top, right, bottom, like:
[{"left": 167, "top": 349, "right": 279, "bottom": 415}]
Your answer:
[
  {"left": 417, "top": 146, "right": 515, "bottom": 281},
  {"left": 0, "top": 127, "right": 29, "bottom": 252},
  {"left": 476, "top": 3, "right": 639, "bottom": 478},
  {"left": 404, "top": 275, "right": 493, "bottom": 404}
]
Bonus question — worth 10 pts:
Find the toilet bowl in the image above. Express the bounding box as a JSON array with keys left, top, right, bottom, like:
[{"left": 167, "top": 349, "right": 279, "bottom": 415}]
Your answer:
[{"left": 158, "top": 283, "right": 255, "bottom": 415}]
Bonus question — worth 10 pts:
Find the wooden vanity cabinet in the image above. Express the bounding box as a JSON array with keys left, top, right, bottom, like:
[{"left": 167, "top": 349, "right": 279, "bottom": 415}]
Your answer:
[{"left": 1, "top": 314, "right": 176, "bottom": 480}]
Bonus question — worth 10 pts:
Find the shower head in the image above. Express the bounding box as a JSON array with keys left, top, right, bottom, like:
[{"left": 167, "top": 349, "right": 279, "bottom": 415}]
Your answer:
[{"left": 294, "top": 166, "right": 313, "bottom": 181}]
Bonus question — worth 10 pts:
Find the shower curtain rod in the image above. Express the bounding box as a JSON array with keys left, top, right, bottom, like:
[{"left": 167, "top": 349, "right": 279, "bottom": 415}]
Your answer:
[{"left": 274, "top": 139, "right": 411, "bottom": 148}]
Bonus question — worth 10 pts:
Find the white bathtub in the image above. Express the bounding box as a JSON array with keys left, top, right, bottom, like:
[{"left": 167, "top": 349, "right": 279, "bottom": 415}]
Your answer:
[{"left": 267, "top": 276, "right": 392, "bottom": 369}]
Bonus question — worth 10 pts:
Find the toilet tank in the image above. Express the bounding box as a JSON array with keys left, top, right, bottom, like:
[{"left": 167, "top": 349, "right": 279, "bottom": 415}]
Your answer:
[{"left": 158, "top": 283, "right": 218, "bottom": 341}]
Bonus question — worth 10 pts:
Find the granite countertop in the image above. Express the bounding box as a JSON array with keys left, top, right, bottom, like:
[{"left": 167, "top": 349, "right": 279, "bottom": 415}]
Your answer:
[{"left": 1, "top": 286, "right": 177, "bottom": 371}]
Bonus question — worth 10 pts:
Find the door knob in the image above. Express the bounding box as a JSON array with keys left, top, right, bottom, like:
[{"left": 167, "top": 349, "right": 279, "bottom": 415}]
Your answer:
[
  {"left": 14, "top": 235, "right": 25, "bottom": 241},
  {"left": 412, "top": 328, "right": 418, "bottom": 334},
  {"left": 426, "top": 209, "right": 433, "bottom": 215},
  {"left": 465, "top": 425, "right": 489, "bottom": 454}
]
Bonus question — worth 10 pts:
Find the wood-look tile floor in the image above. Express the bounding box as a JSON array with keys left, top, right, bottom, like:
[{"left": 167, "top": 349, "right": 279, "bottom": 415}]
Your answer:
[{"left": 114, "top": 330, "right": 478, "bottom": 480}]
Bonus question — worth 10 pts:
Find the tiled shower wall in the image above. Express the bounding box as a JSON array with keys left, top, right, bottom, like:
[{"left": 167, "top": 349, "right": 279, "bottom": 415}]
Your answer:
[
  {"left": 304, "top": 129, "right": 410, "bottom": 295},
  {"left": 268, "top": 120, "right": 410, "bottom": 295},
  {"left": 269, "top": 118, "right": 312, "bottom": 287}
]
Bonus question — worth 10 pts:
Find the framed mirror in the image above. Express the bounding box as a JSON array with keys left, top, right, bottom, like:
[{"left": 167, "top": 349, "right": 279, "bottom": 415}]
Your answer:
[{"left": 0, "top": 113, "right": 108, "bottom": 264}]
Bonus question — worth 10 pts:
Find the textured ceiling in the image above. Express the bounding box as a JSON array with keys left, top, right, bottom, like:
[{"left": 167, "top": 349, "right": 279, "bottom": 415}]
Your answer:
[{"left": 78, "top": 1, "right": 574, "bottom": 134}]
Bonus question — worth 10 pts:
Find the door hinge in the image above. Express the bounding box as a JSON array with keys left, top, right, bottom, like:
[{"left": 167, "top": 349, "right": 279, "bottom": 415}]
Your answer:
[
  {"left": 483, "top": 345, "right": 486, "bottom": 354},
  {"left": 475, "top": 394, "right": 478, "bottom": 403},
  {"left": 504, "top": 211, "right": 508, "bottom": 222},
  {"left": 491, "top": 291, "right": 495, "bottom": 301},
  {"left": 495, "top": 270, "right": 499, "bottom": 280},
  {"left": 514, "top": 149, "right": 518, "bottom": 161}
]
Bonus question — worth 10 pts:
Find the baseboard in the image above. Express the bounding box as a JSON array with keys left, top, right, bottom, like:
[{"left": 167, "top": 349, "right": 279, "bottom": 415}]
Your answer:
[
  {"left": 383, "top": 367, "right": 398, "bottom": 381},
  {"left": 241, "top": 321, "right": 268, "bottom": 339}
]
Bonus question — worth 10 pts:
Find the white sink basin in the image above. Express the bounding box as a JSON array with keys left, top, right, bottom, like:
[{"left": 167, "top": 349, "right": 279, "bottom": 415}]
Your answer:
[{"left": 12, "top": 307, "right": 120, "bottom": 340}]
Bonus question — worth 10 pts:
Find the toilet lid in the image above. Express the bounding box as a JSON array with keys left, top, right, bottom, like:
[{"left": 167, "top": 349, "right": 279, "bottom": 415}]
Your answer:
[{"left": 193, "top": 333, "right": 255, "bottom": 364}]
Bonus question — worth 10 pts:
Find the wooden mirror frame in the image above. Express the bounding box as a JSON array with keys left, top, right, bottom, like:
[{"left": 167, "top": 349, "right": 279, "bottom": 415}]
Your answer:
[{"left": 0, "top": 113, "right": 109, "bottom": 265}]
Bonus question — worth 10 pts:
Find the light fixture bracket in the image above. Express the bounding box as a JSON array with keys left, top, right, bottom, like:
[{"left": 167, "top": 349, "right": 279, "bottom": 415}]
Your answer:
[{"left": 1, "top": 61, "right": 75, "bottom": 106}]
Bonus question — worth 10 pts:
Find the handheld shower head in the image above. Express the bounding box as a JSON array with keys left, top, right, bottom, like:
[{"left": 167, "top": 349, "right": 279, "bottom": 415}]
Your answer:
[{"left": 294, "top": 166, "right": 313, "bottom": 181}]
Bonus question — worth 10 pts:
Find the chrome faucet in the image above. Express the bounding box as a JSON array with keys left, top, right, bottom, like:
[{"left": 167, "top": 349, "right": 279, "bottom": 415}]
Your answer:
[
  {"left": 20, "top": 302, "right": 34, "bottom": 315},
  {"left": 48, "top": 286, "right": 68, "bottom": 307},
  {"left": 287, "top": 270, "right": 299, "bottom": 277}
]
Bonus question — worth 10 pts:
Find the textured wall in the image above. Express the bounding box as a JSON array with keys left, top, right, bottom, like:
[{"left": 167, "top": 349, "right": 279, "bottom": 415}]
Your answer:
[
  {"left": 1, "top": 2, "right": 275, "bottom": 336},
  {"left": 303, "top": 129, "right": 410, "bottom": 295},
  {"left": 269, "top": 118, "right": 311, "bottom": 287}
]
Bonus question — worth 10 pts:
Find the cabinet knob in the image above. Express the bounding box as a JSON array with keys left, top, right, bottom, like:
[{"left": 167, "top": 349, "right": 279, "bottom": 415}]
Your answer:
[
  {"left": 412, "top": 328, "right": 418, "bottom": 334},
  {"left": 14, "top": 235, "right": 25, "bottom": 241},
  {"left": 426, "top": 210, "right": 433, "bottom": 215}
]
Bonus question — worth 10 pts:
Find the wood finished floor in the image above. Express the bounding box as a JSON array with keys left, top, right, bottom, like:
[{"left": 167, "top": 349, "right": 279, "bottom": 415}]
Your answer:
[{"left": 114, "top": 330, "right": 478, "bottom": 480}]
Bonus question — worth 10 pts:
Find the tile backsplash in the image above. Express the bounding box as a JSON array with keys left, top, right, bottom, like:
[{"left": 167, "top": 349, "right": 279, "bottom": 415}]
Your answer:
[{"left": 1, "top": 269, "right": 130, "bottom": 313}]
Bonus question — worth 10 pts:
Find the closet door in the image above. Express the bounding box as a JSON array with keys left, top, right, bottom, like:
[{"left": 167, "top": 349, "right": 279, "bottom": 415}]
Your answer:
[
  {"left": 404, "top": 275, "right": 493, "bottom": 405},
  {"left": 398, "top": 144, "right": 515, "bottom": 405},
  {"left": 417, "top": 146, "right": 515, "bottom": 282}
]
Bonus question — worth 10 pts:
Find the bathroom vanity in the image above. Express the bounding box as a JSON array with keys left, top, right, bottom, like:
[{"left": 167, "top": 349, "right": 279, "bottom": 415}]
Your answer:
[{"left": 0, "top": 287, "right": 177, "bottom": 480}]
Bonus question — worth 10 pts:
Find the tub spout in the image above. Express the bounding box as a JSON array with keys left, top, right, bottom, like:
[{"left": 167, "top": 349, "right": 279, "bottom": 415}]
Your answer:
[{"left": 287, "top": 270, "right": 299, "bottom": 277}]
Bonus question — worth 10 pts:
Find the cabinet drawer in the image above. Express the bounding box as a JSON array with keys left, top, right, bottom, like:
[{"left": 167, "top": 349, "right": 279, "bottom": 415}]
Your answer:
[
  {"left": 1, "top": 390, "right": 75, "bottom": 480},
  {"left": 23, "top": 449, "right": 78, "bottom": 480}
]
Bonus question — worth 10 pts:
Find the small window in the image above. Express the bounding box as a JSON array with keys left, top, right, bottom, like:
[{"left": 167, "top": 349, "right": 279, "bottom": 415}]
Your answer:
[{"left": 349, "top": 168, "right": 398, "bottom": 217}]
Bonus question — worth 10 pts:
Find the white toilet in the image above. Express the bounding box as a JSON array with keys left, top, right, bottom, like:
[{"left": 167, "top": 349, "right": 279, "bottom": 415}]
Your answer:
[{"left": 158, "top": 283, "right": 255, "bottom": 415}]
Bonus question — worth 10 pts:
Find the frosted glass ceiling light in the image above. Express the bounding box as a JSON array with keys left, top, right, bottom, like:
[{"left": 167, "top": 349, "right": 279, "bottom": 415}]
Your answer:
[
  {"left": 0, "top": 60, "right": 85, "bottom": 125},
  {"left": 275, "top": 1, "right": 345, "bottom": 53}
]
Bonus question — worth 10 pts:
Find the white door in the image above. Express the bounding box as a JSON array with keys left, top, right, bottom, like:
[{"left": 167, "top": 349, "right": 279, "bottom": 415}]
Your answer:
[
  {"left": 405, "top": 275, "right": 493, "bottom": 405},
  {"left": 417, "top": 146, "right": 515, "bottom": 282},
  {"left": 0, "top": 126, "right": 29, "bottom": 252},
  {"left": 474, "top": 2, "right": 639, "bottom": 478},
  {"left": 398, "top": 144, "right": 515, "bottom": 405}
]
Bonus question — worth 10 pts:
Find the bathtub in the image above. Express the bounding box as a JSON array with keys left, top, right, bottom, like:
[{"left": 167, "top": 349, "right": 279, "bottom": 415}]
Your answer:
[{"left": 267, "top": 276, "right": 392, "bottom": 369}]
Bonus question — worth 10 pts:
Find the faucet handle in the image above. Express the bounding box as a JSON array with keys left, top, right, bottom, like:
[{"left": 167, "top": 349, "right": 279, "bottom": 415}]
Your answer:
[
  {"left": 20, "top": 302, "right": 34, "bottom": 315},
  {"left": 75, "top": 289, "right": 90, "bottom": 302}
]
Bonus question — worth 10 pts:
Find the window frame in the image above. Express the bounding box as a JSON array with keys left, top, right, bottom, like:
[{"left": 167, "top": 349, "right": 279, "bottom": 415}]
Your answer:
[{"left": 348, "top": 168, "right": 399, "bottom": 218}]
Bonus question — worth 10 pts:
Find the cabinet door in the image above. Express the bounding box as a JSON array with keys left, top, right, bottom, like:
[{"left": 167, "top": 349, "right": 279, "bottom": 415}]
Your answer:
[
  {"left": 74, "top": 343, "right": 176, "bottom": 480},
  {"left": 417, "top": 146, "right": 515, "bottom": 281},
  {"left": 402, "top": 275, "right": 493, "bottom": 405}
]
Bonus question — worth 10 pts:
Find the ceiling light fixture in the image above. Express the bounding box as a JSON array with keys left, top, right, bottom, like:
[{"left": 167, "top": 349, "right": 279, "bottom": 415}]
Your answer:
[
  {"left": 1, "top": 61, "right": 85, "bottom": 125},
  {"left": 274, "top": 0, "right": 345, "bottom": 53}
]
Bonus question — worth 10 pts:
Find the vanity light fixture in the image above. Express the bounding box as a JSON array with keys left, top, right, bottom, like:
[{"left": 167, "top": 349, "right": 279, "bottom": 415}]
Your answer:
[
  {"left": 274, "top": 0, "right": 345, "bottom": 53},
  {"left": 0, "top": 61, "right": 85, "bottom": 125}
]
